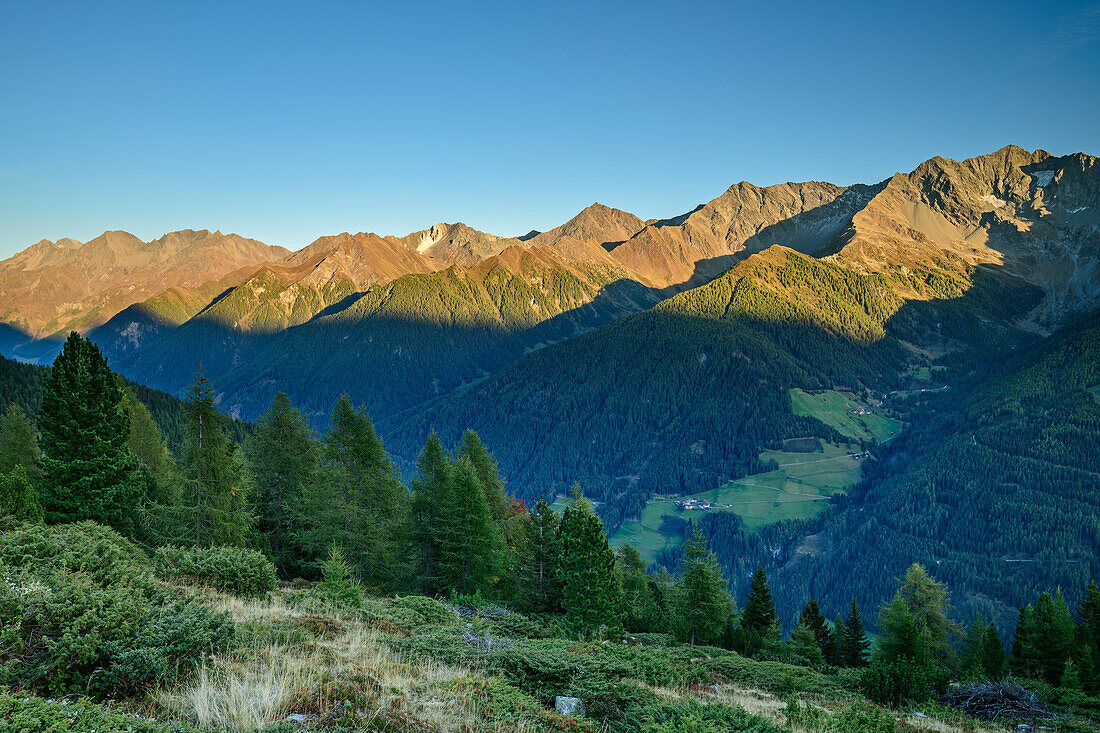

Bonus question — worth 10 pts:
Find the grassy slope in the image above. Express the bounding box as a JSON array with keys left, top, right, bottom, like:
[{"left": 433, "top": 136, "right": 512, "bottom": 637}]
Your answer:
[
  {"left": 613, "top": 442, "right": 865, "bottom": 562},
  {"left": 789, "top": 389, "right": 900, "bottom": 442}
]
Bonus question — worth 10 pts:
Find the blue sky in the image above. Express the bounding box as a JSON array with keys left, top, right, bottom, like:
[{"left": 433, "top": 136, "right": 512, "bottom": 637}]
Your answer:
[{"left": 1, "top": 1, "right": 1098, "bottom": 258}]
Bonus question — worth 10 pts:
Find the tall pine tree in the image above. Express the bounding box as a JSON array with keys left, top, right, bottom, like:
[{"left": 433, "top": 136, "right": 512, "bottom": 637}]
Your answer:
[
  {"left": 522, "top": 497, "right": 562, "bottom": 612},
  {"left": 0, "top": 403, "right": 40, "bottom": 483},
  {"left": 249, "top": 392, "right": 318, "bottom": 576},
  {"left": 742, "top": 565, "right": 778, "bottom": 635},
  {"left": 437, "top": 456, "right": 504, "bottom": 595},
  {"left": 841, "top": 600, "right": 870, "bottom": 667},
  {"left": 673, "top": 528, "right": 732, "bottom": 646},
  {"left": 558, "top": 485, "right": 622, "bottom": 637},
  {"left": 166, "top": 371, "right": 253, "bottom": 548},
  {"left": 799, "top": 598, "right": 835, "bottom": 664},
  {"left": 298, "top": 396, "right": 407, "bottom": 587},
  {"left": 408, "top": 432, "right": 453, "bottom": 595},
  {"left": 37, "top": 332, "right": 139, "bottom": 532}
]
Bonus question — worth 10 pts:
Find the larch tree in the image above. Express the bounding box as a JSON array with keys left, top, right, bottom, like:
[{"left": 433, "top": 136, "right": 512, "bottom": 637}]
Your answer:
[
  {"left": 619, "top": 543, "right": 658, "bottom": 632},
  {"left": 523, "top": 497, "right": 562, "bottom": 612},
  {"left": 298, "top": 396, "right": 407, "bottom": 587},
  {"left": 437, "top": 456, "right": 504, "bottom": 595},
  {"left": 558, "top": 485, "right": 622, "bottom": 637},
  {"left": 37, "top": 332, "right": 140, "bottom": 532},
  {"left": 408, "top": 431, "right": 453, "bottom": 595},
  {"left": 249, "top": 392, "right": 318, "bottom": 576},
  {"left": 673, "top": 527, "right": 732, "bottom": 646},
  {"left": 170, "top": 371, "right": 253, "bottom": 548},
  {"left": 0, "top": 465, "right": 42, "bottom": 522}
]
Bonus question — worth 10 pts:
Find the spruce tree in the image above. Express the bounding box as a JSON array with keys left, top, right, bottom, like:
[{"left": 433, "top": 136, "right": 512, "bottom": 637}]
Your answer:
[
  {"left": 1079, "top": 581, "right": 1100, "bottom": 657},
  {"left": 977, "top": 624, "right": 1006, "bottom": 680},
  {"left": 249, "top": 392, "right": 318, "bottom": 576},
  {"left": 37, "top": 332, "right": 140, "bottom": 531},
  {"left": 437, "top": 456, "right": 504, "bottom": 595},
  {"left": 742, "top": 565, "right": 778, "bottom": 635},
  {"left": 558, "top": 485, "right": 622, "bottom": 637},
  {"left": 842, "top": 600, "right": 870, "bottom": 667},
  {"left": 799, "top": 598, "right": 834, "bottom": 664},
  {"left": 832, "top": 613, "right": 846, "bottom": 666},
  {"left": 169, "top": 371, "right": 253, "bottom": 548},
  {"left": 0, "top": 403, "right": 40, "bottom": 483},
  {"left": 408, "top": 432, "right": 453, "bottom": 595},
  {"left": 523, "top": 497, "right": 562, "bottom": 612},
  {"left": 673, "top": 527, "right": 731, "bottom": 646},
  {"left": 0, "top": 465, "right": 43, "bottom": 522},
  {"left": 1010, "top": 604, "right": 1040, "bottom": 679}
]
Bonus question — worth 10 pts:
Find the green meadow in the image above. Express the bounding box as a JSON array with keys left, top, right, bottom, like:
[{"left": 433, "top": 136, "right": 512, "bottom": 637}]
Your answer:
[
  {"left": 611, "top": 442, "right": 865, "bottom": 563},
  {"left": 788, "top": 388, "right": 899, "bottom": 442}
]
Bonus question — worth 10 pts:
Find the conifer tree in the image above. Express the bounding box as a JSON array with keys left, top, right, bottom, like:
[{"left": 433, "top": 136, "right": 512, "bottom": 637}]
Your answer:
[
  {"left": 168, "top": 371, "right": 253, "bottom": 548},
  {"left": 437, "top": 457, "right": 506, "bottom": 594},
  {"left": 895, "top": 563, "right": 958, "bottom": 666},
  {"left": 37, "top": 332, "right": 140, "bottom": 531},
  {"left": 0, "top": 465, "right": 42, "bottom": 522},
  {"left": 799, "top": 598, "right": 834, "bottom": 664},
  {"left": 832, "top": 613, "right": 846, "bottom": 666},
  {"left": 298, "top": 396, "right": 406, "bottom": 587},
  {"left": 523, "top": 497, "right": 562, "bottom": 612},
  {"left": 249, "top": 392, "right": 318, "bottom": 576},
  {"left": 437, "top": 456, "right": 504, "bottom": 595},
  {"left": 1010, "top": 604, "right": 1041, "bottom": 679},
  {"left": 558, "top": 485, "right": 622, "bottom": 637},
  {"left": 0, "top": 403, "right": 40, "bottom": 483},
  {"left": 673, "top": 527, "right": 731, "bottom": 646},
  {"left": 789, "top": 622, "right": 824, "bottom": 666},
  {"left": 1031, "top": 590, "right": 1076, "bottom": 685},
  {"left": 1079, "top": 581, "right": 1100, "bottom": 657},
  {"left": 458, "top": 430, "right": 507, "bottom": 521},
  {"left": 742, "top": 565, "right": 778, "bottom": 635},
  {"left": 842, "top": 600, "right": 870, "bottom": 667},
  {"left": 618, "top": 543, "right": 658, "bottom": 632},
  {"left": 408, "top": 431, "right": 453, "bottom": 595},
  {"left": 977, "top": 623, "right": 1006, "bottom": 680}
]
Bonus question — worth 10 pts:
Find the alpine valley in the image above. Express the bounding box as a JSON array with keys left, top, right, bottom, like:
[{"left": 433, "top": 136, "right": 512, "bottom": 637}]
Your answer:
[{"left": 3, "top": 144, "right": 1100, "bottom": 640}]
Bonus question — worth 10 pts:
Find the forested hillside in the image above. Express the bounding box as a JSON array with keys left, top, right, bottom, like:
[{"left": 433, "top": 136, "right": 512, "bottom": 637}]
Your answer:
[
  {"left": 385, "top": 246, "right": 1041, "bottom": 528},
  {"left": 0, "top": 354, "right": 251, "bottom": 451},
  {"left": 768, "top": 310, "right": 1100, "bottom": 629}
]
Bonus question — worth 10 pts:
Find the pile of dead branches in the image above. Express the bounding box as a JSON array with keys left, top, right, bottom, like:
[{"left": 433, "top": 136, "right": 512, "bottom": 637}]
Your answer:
[{"left": 941, "top": 681, "right": 1057, "bottom": 722}]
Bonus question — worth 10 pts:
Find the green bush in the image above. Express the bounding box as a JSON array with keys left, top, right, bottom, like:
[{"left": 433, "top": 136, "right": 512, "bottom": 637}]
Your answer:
[
  {"left": 0, "top": 522, "right": 234, "bottom": 697},
  {"left": 154, "top": 544, "right": 276, "bottom": 595},
  {"left": 0, "top": 691, "right": 190, "bottom": 732},
  {"left": 860, "top": 659, "right": 949, "bottom": 707},
  {"left": 390, "top": 595, "right": 458, "bottom": 625},
  {"left": 706, "top": 655, "right": 843, "bottom": 696},
  {"left": 0, "top": 520, "right": 151, "bottom": 586}
]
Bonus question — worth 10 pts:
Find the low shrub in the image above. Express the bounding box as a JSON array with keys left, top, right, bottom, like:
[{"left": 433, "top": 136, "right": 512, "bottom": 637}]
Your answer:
[
  {"left": 154, "top": 545, "right": 276, "bottom": 596},
  {"left": 706, "top": 655, "right": 843, "bottom": 696},
  {"left": 0, "top": 522, "right": 234, "bottom": 697},
  {"left": 0, "top": 691, "right": 189, "bottom": 732},
  {"left": 390, "top": 595, "right": 458, "bottom": 625},
  {"left": 861, "top": 659, "right": 949, "bottom": 707}
]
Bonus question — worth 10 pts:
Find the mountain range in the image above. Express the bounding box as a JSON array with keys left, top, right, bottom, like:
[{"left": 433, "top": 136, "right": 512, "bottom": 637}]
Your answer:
[{"left": 2, "top": 144, "right": 1099, "bottom": 626}]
